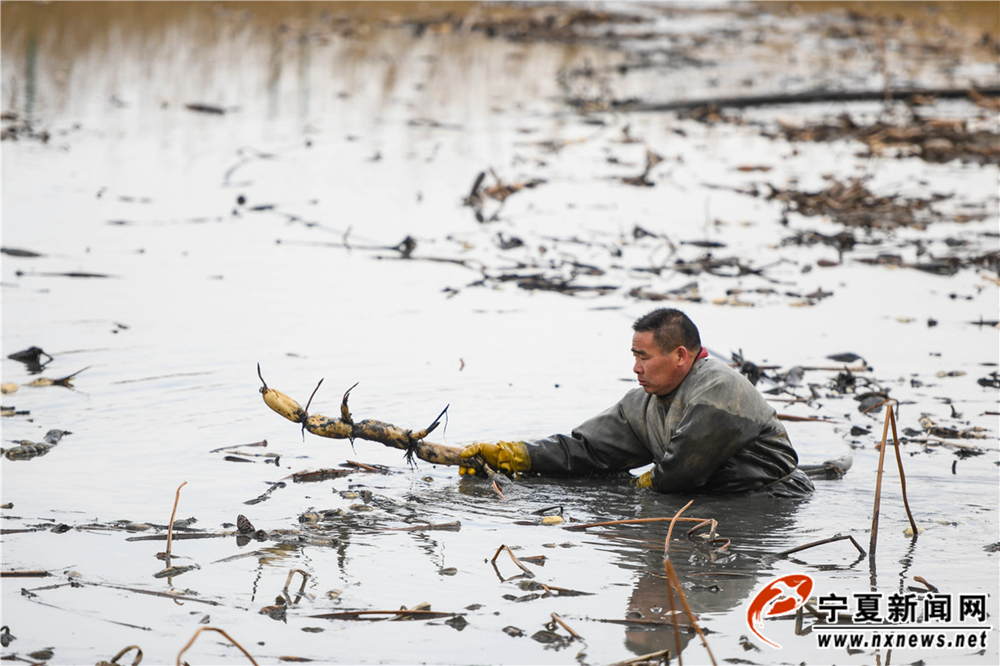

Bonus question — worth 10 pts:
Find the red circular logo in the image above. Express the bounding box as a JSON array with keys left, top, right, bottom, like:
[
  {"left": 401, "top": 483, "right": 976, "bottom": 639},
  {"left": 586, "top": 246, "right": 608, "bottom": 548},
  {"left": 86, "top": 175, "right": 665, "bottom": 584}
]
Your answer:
[{"left": 746, "top": 574, "right": 814, "bottom": 648}]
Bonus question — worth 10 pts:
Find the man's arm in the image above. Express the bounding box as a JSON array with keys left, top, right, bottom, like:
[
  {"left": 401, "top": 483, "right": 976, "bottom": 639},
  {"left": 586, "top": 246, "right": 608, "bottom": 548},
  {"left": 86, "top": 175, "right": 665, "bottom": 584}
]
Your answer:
[{"left": 525, "top": 391, "right": 654, "bottom": 477}]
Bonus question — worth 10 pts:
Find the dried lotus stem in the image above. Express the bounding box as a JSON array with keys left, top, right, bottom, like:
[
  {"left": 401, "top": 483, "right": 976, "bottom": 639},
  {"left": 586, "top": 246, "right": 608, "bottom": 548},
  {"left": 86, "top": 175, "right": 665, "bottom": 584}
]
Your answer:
[
  {"left": 175, "top": 627, "right": 257, "bottom": 666},
  {"left": 283, "top": 569, "right": 309, "bottom": 595},
  {"left": 664, "top": 499, "right": 695, "bottom": 557},
  {"left": 491, "top": 544, "right": 534, "bottom": 577},
  {"left": 165, "top": 482, "right": 187, "bottom": 561}
]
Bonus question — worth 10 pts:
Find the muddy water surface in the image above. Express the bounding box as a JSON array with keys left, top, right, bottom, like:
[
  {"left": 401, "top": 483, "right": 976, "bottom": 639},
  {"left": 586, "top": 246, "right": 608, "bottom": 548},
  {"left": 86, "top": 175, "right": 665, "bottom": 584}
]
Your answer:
[{"left": 2, "top": 2, "right": 998, "bottom": 665}]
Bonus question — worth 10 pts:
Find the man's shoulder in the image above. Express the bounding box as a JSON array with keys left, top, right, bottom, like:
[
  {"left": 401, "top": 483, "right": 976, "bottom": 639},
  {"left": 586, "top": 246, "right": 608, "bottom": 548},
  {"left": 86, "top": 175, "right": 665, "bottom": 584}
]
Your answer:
[
  {"left": 695, "top": 356, "right": 744, "bottom": 382},
  {"left": 687, "top": 357, "right": 775, "bottom": 414},
  {"left": 686, "top": 357, "right": 762, "bottom": 397}
]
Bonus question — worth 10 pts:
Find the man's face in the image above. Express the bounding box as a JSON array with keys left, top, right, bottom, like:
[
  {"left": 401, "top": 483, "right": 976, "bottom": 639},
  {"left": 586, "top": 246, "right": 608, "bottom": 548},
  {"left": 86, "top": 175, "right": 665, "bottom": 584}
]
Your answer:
[{"left": 631, "top": 331, "right": 690, "bottom": 396}]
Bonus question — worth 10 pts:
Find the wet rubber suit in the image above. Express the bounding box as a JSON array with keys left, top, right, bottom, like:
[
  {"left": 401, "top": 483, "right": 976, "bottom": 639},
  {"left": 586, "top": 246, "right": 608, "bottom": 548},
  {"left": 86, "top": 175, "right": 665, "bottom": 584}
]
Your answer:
[{"left": 525, "top": 356, "right": 815, "bottom": 497}]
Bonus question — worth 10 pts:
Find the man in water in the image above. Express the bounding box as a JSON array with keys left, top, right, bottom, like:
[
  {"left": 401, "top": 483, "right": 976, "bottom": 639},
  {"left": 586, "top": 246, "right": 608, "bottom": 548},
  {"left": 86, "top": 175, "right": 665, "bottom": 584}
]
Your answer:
[{"left": 459, "top": 308, "right": 814, "bottom": 496}]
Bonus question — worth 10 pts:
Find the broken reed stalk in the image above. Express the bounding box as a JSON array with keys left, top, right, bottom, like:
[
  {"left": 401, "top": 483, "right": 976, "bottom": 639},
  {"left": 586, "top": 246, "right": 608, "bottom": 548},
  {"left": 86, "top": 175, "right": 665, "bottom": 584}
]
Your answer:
[
  {"left": 491, "top": 544, "right": 534, "bottom": 577},
  {"left": 664, "top": 499, "right": 695, "bottom": 557},
  {"left": 665, "top": 557, "right": 682, "bottom": 666},
  {"left": 176, "top": 627, "right": 257, "bottom": 666},
  {"left": 101, "top": 645, "right": 142, "bottom": 666},
  {"left": 564, "top": 516, "right": 709, "bottom": 531},
  {"left": 111, "top": 645, "right": 142, "bottom": 666},
  {"left": 687, "top": 519, "right": 718, "bottom": 541},
  {"left": 309, "top": 609, "right": 456, "bottom": 620},
  {"left": 283, "top": 569, "right": 309, "bottom": 595},
  {"left": 664, "top": 559, "right": 717, "bottom": 666},
  {"left": 376, "top": 521, "right": 461, "bottom": 532},
  {"left": 345, "top": 460, "right": 384, "bottom": 473},
  {"left": 887, "top": 405, "right": 919, "bottom": 536},
  {"left": 776, "top": 534, "right": 866, "bottom": 558},
  {"left": 165, "top": 481, "right": 188, "bottom": 562},
  {"left": 662, "top": 499, "right": 717, "bottom": 666},
  {"left": 869, "top": 404, "right": 919, "bottom": 557},
  {"left": 551, "top": 612, "right": 583, "bottom": 639}
]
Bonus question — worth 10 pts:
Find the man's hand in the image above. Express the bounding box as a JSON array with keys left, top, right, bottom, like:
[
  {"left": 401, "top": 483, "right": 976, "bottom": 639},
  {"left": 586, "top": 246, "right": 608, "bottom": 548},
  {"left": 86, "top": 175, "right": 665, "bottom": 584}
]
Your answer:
[
  {"left": 632, "top": 470, "right": 653, "bottom": 489},
  {"left": 459, "top": 440, "right": 530, "bottom": 477}
]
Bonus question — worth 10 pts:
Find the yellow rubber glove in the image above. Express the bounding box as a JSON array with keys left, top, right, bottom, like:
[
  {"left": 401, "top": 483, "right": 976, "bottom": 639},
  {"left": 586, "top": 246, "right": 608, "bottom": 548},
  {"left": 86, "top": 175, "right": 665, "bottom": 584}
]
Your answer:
[
  {"left": 632, "top": 470, "right": 653, "bottom": 489},
  {"left": 459, "top": 440, "right": 530, "bottom": 478}
]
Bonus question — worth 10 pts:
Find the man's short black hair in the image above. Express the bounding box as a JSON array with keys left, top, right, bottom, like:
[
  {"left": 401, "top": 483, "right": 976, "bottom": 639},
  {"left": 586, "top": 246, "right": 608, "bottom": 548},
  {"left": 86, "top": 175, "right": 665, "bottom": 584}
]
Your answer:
[{"left": 632, "top": 308, "right": 701, "bottom": 355}]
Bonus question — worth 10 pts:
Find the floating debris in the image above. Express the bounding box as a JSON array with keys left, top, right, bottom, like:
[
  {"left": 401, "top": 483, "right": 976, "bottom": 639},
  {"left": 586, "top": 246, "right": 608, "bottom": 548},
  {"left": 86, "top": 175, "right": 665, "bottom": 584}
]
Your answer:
[
  {"left": 153, "top": 564, "right": 200, "bottom": 579},
  {"left": 2, "top": 429, "right": 72, "bottom": 461},
  {"left": 463, "top": 168, "right": 546, "bottom": 223},
  {"left": 94, "top": 645, "right": 142, "bottom": 666},
  {"left": 184, "top": 102, "right": 227, "bottom": 115},
  {"left": 244, "top": 482, "right": 286, "bottom": 505},
  {"left": 27, "top": 366, "right": 91, "bottom": 388},
  {"left": 768, "top": 110, "right": 1000, "bottom": 166},
  {"left": 0, "top": 246, "right": 44, "bottom": 258},
  {"left": 7, "top": 346, "right": 54, "bottom": 372}
]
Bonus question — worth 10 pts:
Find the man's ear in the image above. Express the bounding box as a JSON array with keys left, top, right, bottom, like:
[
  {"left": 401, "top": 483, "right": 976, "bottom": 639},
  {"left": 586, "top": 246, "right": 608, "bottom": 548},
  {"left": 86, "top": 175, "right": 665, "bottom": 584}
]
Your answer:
[{"left": 674, "top": 345, "right": 689, "bottom": 364}]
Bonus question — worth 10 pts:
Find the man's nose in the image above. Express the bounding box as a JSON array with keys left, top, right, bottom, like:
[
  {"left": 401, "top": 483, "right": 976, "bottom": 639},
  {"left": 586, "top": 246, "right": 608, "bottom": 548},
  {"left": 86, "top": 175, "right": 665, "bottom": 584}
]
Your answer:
[{"left": 632, "top": 359, "right": 642, "bottom": 374}]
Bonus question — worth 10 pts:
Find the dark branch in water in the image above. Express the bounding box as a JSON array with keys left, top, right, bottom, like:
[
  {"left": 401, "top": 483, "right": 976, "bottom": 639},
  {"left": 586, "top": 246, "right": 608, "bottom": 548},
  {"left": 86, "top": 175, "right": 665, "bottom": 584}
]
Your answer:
[{"left": 594, "top": 87, "right": 1000, "bottom": 114}]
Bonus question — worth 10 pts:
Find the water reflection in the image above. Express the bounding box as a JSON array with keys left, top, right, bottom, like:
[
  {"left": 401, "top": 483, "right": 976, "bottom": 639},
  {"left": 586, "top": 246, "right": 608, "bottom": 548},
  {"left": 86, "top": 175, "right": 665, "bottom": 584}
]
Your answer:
[
  {"left": 1, "top": 1, "right": 593, "bottom": 133},
  {"left": 454, "top": 476, "right": 817, "bottom": 659},
  {"left": 600, "top": 491, "right": 811, "bottom": 658}
]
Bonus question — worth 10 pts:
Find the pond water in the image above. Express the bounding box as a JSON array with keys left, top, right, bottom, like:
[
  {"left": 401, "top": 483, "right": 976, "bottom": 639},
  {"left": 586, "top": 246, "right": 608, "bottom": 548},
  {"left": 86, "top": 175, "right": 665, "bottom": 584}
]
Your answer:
[{"left": 2, "top": 2, "right": 998, "bottom": 665}]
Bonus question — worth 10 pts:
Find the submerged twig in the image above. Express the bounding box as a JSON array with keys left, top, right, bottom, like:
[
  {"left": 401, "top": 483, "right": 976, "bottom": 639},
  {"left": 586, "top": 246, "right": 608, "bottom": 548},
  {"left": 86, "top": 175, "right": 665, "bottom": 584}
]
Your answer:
[
  {"left": 176, "top": 627, "right": 257, "bottom": 666},
  {"left": 662, "top": 499, "right": 715, "bottom": 666},
  {"left": 377, "top": 521, "right": 462, "bottom": 532},
  {"left": 491, "top": 544, "right": 535, "bottom": 577},
  {"left": 85, "top": 581, "right": 221, "bottom": 605},
  {"left": 127, "top": 533, "right": 225, "bottom": 542},
  {"left": 664, "top": 499, "right": 694, "bottom": 666},
  {"left": 344, "top": 460, "right": 389, "bottom": 473},
  {"left": 775, "top": 534, "right": 866, "bottom": 558},
  {"left": 288, "top": 468, "right": 352, "bottom": 483},
  {"left": 663, "top": 559, "right": 717, "bottom": 666},
  {"left": 664, "top": 557, "right": 683, "bottom": 666},
  {"left": 309, "top": 609, "right": 456, "bottom": 620},
  {"left": 564, "top": 516, "right": 708, "bottom": 531},
  {"left": 550, "top": 612, "right": 583, "bottom": 640},
  {"left": 538, "top": 582, "right": 591, "bottom": 597},
  {"left": 209, "top": 440, "right": 267, "bottom": 454}
]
